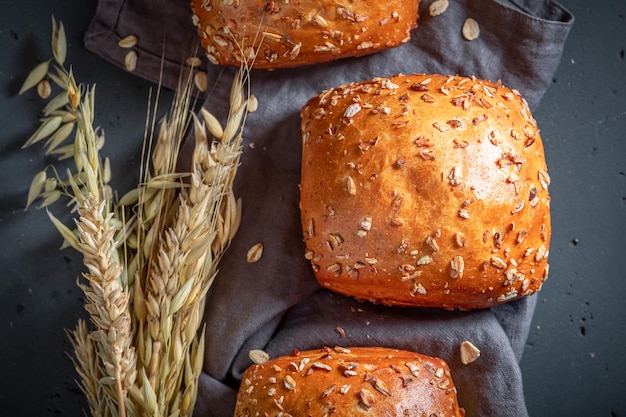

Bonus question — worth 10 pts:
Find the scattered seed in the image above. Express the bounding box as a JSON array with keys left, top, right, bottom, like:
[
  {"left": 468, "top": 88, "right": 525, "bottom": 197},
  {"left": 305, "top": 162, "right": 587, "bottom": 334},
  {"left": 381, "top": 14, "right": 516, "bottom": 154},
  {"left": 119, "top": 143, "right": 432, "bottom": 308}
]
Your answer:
[
  {"left": 426, "top": 236, "right": 439, "bottom": 252},
  {"left": 417, "top": 255, "right": 432, "bottom": 265},
  {"left": 462, "top": 18, "right": 480, "bottom": 41},
  {"left": 498, "top": 288, "right": 518, "bottom": 302},
  {"left": 414, "top": 136, "right": 433, "bottom": 147},
  {"left": 336, "top": 326, "right": 346, "bottom": 337},
  {"left": 312, "top": 14, "right": 329, "bottom": 27},
  {"left": 433, "top": 122, "right": 451, "bottom": 132},
  {"left": 429, "top": 0, "right": 449, "bottom": 16},
  {"left": 327, "top": 263, "right": 342, "bottom": 276},
  {"left": 473, "top": 114, "right": 488, "bottom": 125},
  {"left": 454, "top": 232, "right": 466, "bottom": 247},
  {"left": 321, "top": 384, "right": 336, "bottom": 398},
  {"left": 358, "top": 388, "right": 375, "bottom": 409},
  {"left": 246, "top": 242, "right": 264, "bottom": 263},
  {"left": 247, "top": 95, "right": 259, "bottom": 113},
  {"left": 186, "top": 56, "right": 202, "bottom": 67},
  {"left": 538, "top": 169, "right": 551, "bottom": 190},
  {"left": 312, "top": 362, "right": 333, "bottom": 371},
  {"left": 249, "top": 349, "right": 270, "bottom": 364},
  {"left": 194, "top": 71, "right": 208, "bottom": 92},
  {"left": 460, "top": 340, "right": 481, "bottom": 364},
  {"left": 419, "top": 149, "right": 435, "bottom": 160},
  {"left": 421, "top": 93, "right": 436, "bottom": 103},
  {"left": 37, "top": 80, "right": 51, "bottom": 99},
  {"left": 273, "top": 397, "right": 284, "bottom": 410},
  {"left": 405, "top": 362, "right": 421, "bottom": 377},
  {"left": 346, "top": 176, "right": 357, "bottom": 195},
  {"left": 124, "top": 50, "right": 137, "bottom": 72},
  {"left": 344, "top": 103, "right": 362, "bottom": 118},
  {"left": 410, "top": 83, "right": 429, "bottom": 92},
  {"left": 490, "top": 256, "right": 507, "bottom": 269},
  {"left": 511, "top": 201, "right": 524, "bottom": 214},
  {"left": 450, "top": 256, "right": 464, "bottom": 279},
  {"left": 118, "top": 35, "right": 138, "bottom": 48},
  {"left": 535, "top": 244, "right": 548, "bottom": 261},
  {"left": 412, "top": 282, "right": 427, "bottom": 295},
  {"left": 334, "top": 346, "right": 352, "bottom": 354},
  {"left": 359, "top": 216, "right": 372, "bottom": 231},
  {"left": 284, "top": 375, "right": 296, "bottom": 391},
  {"left": 517, "top": 229, "right": 528, "bottom": 244},
  {"left": 371, "top": 378, "right": 391, "bottom": 396},
  {"left": 448, "top": 166, "right": 462, "bottom": 186}
]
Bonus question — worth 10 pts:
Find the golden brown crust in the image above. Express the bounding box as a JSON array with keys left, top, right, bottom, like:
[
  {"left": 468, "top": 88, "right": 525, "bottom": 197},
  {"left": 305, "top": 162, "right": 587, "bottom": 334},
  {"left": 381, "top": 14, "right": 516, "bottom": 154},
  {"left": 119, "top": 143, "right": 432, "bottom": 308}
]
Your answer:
[
  {"left": 300, "top": 74, "right": 551, "bottom": 309},
  {"left": 234, "top": 346, "right": 462, "bottom": 417},
  {"left": 190, "top": 0, "right": 419, "bottom": 70}
]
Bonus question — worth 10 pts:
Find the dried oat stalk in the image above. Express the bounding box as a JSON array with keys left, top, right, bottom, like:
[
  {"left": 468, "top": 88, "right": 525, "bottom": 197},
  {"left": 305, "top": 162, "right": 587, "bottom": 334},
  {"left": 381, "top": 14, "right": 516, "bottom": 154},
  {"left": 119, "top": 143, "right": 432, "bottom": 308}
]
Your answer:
[
  {"left": 21, "top": 17, "right": 254, "bottom": 417},
  {"left": 132, "top": 67, "right": 249, "bottom": 416}
]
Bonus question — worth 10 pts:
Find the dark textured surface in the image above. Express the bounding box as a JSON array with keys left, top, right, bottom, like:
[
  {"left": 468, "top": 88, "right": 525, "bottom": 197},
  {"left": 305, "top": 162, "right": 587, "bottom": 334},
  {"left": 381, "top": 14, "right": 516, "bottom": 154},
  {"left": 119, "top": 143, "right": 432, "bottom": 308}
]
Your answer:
[{"left": 0, "top": 1, "right": 624, "bottom": 416}]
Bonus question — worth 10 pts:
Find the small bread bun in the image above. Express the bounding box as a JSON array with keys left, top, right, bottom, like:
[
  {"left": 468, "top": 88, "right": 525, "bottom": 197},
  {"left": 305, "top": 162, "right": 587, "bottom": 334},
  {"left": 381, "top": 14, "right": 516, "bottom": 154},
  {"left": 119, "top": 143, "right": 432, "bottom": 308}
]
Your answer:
[
  {"left": 234, "top": 346, "right": 463, "bottom": 417},
  {"left": 300, "top": 74, "right": 551, "bottom": 309},
  {"left": 190, "top": 0, "right": 419, "bottom": 70}
]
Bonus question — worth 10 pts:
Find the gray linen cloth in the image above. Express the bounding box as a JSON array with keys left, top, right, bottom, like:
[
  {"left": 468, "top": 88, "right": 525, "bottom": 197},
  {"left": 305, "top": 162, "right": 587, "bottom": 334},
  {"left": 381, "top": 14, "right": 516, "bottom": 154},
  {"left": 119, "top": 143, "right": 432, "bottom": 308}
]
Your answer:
[{"left": 85, "top": 1, "right": 574, "bottom": 416}]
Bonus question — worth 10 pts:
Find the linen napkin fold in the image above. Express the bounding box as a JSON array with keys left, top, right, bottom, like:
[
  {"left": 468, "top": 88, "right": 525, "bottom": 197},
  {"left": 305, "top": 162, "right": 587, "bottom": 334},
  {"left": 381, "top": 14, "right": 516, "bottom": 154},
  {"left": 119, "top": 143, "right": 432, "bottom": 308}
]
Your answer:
[{"left": 85, "top": 1, "right": 574, "bottom": 416}]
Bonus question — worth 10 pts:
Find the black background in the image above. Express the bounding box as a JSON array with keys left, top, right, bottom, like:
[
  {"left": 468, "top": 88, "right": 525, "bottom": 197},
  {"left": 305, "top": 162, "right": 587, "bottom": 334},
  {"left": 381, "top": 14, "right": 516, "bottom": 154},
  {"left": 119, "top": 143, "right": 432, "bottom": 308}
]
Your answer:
[{"left": 1, "top": 1, "right": 625, "bottom": 416}]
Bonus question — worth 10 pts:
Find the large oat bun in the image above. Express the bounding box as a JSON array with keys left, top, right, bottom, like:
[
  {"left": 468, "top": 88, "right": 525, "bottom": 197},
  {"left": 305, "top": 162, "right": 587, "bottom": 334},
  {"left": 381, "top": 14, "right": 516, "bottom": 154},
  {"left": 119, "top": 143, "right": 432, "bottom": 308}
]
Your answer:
[
  {"left": 234, "top": 346, "right": 463, "bottom": 417},
  {"left": 190, "top": 0, "right": 419, "bottom": 70},
  {"left": 300, "top": 74, "right": 551, "bottom": 309}
]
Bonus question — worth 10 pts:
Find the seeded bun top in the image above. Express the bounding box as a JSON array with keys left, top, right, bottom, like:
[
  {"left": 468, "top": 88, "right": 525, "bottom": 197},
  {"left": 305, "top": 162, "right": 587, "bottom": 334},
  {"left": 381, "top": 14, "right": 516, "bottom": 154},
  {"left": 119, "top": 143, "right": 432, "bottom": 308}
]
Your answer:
[
  {"left": 300, "top": 73, "right": 551, "bottom": 310},
  {"left": 234, "top": 346, "right": 463, "bottom": 417},
  {"left": 190, "top": 0, "right": 419, "bottom": 70}
]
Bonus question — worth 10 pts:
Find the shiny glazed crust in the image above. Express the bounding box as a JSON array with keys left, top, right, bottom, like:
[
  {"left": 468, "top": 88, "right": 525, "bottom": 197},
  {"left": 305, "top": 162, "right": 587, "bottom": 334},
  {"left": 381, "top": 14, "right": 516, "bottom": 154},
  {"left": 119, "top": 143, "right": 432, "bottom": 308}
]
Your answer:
[
  {"left": 190, "top": 0, "right": 419, "bottom": 69},
  {"left": 300, "top": 74, "right": 551, "bottom": 309},
  {"left": 234, "top": 346, "right": 462, "bottom": 417}
]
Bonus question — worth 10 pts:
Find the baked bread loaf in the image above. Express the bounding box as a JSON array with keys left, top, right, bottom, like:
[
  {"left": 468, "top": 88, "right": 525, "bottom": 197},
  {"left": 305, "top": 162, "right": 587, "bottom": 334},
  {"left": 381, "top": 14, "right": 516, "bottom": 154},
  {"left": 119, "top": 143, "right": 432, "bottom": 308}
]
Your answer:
[
  {"left": 300, "top": 74, "right": 551, "bottom": 309},
  {"left": 190, "top": 0, "right": 419, "bottom": 70},
  {"left": 234, "top": 346, "right": 463, "bottom": 417}
]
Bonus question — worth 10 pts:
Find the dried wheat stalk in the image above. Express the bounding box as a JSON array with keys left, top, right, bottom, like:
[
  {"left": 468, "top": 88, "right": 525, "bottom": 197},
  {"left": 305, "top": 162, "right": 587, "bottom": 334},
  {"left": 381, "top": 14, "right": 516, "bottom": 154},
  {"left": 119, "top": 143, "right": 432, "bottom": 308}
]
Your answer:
[
  {"left": 21, "top": 17, "right": 253, "bottom": 417},
  {"left": 76, "top": 196, "right": 138, "bottom": 417}
]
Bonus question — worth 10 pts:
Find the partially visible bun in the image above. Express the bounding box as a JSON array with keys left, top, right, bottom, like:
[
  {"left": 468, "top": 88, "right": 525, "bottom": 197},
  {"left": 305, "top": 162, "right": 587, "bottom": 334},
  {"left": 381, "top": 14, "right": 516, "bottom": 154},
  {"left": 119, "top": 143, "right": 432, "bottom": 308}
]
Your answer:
[
  {"left": 300, "top": 74, "right": 551, "bottom": 309},
  {"left": 234, "top": 346, "right": 463, "bottom": 417},
  {"left": 190, "top": 0, "right": 419, "bottom": 70}
]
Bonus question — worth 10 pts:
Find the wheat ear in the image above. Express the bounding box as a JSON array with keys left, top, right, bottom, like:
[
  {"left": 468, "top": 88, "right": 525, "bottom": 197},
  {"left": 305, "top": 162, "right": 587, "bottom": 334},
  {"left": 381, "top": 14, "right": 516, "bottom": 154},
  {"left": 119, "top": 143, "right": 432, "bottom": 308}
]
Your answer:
[{"left": 76, "top": 196, "right": 138, "bottom": 417}]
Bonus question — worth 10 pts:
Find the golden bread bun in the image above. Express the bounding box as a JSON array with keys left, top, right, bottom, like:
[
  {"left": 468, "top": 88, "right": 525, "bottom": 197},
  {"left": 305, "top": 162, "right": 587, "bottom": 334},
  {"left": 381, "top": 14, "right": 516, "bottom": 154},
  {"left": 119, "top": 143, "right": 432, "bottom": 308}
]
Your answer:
[
  {"left": 234, "top": 346, "right": 463, "bottom": 417},
  {"left": 300, "top": 74, "right": 551, "bottom": 309},
  {"left": 190, "top": 0, "right": 419, "bottom": 69}
]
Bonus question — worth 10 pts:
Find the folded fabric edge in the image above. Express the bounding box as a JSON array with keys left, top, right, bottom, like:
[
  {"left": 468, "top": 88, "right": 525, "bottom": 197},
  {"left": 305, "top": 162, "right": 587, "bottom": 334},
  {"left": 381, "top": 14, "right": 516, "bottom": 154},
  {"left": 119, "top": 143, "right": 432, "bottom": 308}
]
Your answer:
[
  {"left": 83, "top": 1, "right": 212, "bottom": 93},
  {"left": 504, "top": 0, "right": 575, "bottom": 25}
]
